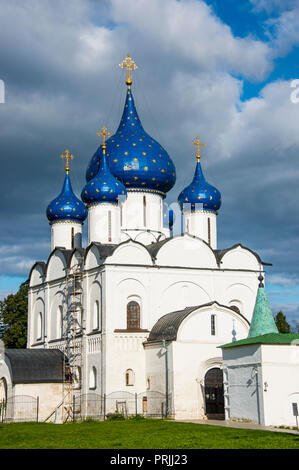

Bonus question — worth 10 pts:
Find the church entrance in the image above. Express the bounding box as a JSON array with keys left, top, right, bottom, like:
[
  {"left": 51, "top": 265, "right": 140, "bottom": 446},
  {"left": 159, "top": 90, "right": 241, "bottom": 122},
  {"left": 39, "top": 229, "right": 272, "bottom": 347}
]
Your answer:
[{"left": 204, "top": 368, "right": 225, "bottom": 420}]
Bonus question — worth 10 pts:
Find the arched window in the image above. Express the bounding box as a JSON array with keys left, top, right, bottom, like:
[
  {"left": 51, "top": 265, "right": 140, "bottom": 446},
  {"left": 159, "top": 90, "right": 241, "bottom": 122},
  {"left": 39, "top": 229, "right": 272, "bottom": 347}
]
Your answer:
[
  {"left": 125, "top": 369, "right": 134, "bottom": 386},
  {"left": 127, "top": 301, "right": 140, "bottom": 330},
  {"left": 89, "top": 366, "right": 97, "bottom": 390},
  {"left": 208, "top": 218, "right": 211, "bottom": 245},
  {"left": 93, "top": 300, "right": 100, "bottom": 331},
  {"left": 37, "top": 312, "right": 43, "bottom": 341},
  {"left": 230, "top": 305, "right": 240, "bottom": 314},
  {"left": 211, "top": 314, "right": 216, "bottom": 336},
  {"left": 58, "top": 305, "right": 63, "bottom": 338}
]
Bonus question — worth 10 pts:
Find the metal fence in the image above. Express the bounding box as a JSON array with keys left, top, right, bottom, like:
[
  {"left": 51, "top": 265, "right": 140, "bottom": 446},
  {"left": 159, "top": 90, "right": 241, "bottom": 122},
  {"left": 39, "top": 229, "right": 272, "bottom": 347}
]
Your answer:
[
  {"left": 1, "top": 395, "right": 39, "bottom": 423},
  {"left": 73, "top": 390, "right": 171, "bottom": 421},
  {"left": 0, "top": 391, "right": 171, "bottom": 423}
]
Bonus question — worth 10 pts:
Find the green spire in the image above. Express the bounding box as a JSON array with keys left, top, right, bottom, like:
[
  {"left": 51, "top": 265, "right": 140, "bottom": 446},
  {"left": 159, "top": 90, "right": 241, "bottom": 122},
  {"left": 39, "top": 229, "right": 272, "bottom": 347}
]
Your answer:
[{"left": 248, "top": 275, "right": 278, "bottom": 338}]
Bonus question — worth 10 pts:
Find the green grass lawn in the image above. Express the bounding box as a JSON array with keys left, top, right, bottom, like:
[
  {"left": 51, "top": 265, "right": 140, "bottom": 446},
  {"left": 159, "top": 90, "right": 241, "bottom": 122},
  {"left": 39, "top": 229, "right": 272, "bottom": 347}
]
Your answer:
[{"left": 0, "top": 418, "right": 298, "bottom": 449}]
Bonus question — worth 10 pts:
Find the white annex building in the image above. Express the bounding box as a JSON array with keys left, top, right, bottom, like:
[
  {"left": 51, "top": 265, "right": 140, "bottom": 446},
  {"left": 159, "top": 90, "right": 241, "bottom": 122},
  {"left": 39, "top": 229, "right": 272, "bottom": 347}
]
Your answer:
[{"left": 1, "top": 56, "right": 299, "bottom": 426}]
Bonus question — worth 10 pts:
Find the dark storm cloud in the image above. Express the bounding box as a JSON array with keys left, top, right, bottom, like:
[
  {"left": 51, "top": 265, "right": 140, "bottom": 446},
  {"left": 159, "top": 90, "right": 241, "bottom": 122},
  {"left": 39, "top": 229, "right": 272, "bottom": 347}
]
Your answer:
[{"left": 0, "top": 0, "right": 299, "bottom": 320}]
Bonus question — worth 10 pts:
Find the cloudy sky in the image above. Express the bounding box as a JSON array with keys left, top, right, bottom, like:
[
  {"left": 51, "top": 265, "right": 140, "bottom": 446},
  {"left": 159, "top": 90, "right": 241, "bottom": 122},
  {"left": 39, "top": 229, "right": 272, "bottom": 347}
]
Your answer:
[{"left": 0, "top": 0, "right": 299, "bottom": 326}]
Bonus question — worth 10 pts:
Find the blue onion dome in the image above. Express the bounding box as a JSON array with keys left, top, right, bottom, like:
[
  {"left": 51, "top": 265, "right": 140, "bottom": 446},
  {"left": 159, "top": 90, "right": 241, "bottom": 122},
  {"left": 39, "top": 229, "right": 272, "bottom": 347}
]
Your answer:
[
  {"left": 178, "top": 142, "right": 221, "bottom": 212},
  {"left": 47, "top": 163, "right": 87, "bottom": 224},
  {"left": 86, "top": 83, "right": 176, "bottom": 198},
  {"left": 81, "top": 146, "right": 127, "bottom": 206}
]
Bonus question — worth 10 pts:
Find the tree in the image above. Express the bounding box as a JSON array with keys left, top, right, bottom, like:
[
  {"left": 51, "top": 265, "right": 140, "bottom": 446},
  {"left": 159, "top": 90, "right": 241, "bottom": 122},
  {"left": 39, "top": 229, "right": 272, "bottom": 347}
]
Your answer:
[
  {"left": 274, "top": 311, "right": 291, "bottom": 334},
  {"left": 0, "top": 281, "right": 28, "bottom": 348}
]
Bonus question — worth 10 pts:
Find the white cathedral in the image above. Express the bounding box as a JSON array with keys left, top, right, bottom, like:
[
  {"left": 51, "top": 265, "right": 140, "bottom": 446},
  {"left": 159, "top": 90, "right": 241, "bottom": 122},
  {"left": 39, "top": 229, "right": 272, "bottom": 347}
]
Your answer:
[{"left": 1, "top": 56, "right": 299, "bottom": 427}]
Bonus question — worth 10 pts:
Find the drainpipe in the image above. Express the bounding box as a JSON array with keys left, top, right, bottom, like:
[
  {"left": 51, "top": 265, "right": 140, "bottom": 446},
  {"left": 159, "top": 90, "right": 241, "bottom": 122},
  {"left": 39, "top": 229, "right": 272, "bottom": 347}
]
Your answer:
[{"left": 162, "top": 339, "right": 169, "bottom": 417}]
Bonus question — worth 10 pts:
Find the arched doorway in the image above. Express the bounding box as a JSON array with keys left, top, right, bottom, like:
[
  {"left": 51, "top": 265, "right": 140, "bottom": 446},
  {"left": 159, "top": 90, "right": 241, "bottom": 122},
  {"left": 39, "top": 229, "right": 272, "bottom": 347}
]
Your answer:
[{"left": 204, "top": 368, "right": 224, "bottom": 420}]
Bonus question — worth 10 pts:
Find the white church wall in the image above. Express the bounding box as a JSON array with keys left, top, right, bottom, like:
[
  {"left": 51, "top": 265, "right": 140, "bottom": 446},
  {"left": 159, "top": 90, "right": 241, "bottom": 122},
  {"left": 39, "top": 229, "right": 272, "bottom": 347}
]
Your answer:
[
  {"left": 220, "top": 246, "right": 261, "bottom": 271},
  {"left": 260, "top": 344, "right": 299, "bottom": 427},
  {"left": 155, "top": 235, "right": 217, "bottom": 269},
  {"left": 218, "top": 273, "right": 258, "bottom": 323},
  {"left": 121, "top": 192, "right": 163, "bottom": 233},
  {"left": 85, "top": 245, "right": 103, "bottom": 270},
  {"left": 51, "top": 221, "right": 82, "bottom": 251},
  {"left": 184, "top": 211, "right": 217, "bottom": 249},
  {"left": 104, "top": 332, "right": 148, "bottom": 397},
  {"left": 49, "top": 290, "right": 64, "bottom": 341},
  {"left": 29, "top": 264, "right": 45, "bottom": 287},
  {"left": 171, "top": 307, "right": 249, "bottom": 419},
  {"left": 88, "top": 281, "right": 102, "bottom": 333},
  {"left": 222, "top": 345, "right": 265, "bottom": 424},
  {"left": 107, "top": 241, "right": 153, "bottom": 266},
  {"left": 14, "top": 382, "right": 64, "bottom": 422},
  {"left": 46, "top": 251, "right": 67, "bottom": 282}
]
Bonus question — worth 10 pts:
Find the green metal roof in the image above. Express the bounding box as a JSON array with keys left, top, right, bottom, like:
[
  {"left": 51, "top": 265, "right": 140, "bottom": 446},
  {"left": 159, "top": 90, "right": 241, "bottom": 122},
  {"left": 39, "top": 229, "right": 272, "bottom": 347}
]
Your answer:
[
  {"left": 248, "top": 286, "right": 278, "bottom": 338},
  {"left": 219, "top": 333, "right": 299, "bottom": 349}
]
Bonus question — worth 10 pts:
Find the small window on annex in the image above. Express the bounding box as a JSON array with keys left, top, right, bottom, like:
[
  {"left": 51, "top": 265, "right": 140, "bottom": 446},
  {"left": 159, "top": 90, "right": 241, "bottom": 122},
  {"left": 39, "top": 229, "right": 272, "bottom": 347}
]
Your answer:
[
  {"left": 127, "top": 301, "right": 140, "bottom": 330},
  {"left": 89, "top": 366, "right": 97, "bottom": 390},
  {"left": 125, "top": 369, "right": 134, "bottom": 386}
]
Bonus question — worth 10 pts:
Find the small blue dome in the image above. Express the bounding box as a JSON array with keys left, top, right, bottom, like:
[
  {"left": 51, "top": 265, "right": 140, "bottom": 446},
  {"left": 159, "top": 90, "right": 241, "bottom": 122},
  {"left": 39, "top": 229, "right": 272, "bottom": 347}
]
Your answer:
[
  {"left": 47, "top": 173, "right": 87, "bottom": 223},
  {"left": 178, "top": 159, "right": 221, "bottom": 212},
  {"left": 86, "top": 85, "right": 176, "bottom": 197},
  {"left": 81, "top": 148, "right": 127, "bottom": 205}
]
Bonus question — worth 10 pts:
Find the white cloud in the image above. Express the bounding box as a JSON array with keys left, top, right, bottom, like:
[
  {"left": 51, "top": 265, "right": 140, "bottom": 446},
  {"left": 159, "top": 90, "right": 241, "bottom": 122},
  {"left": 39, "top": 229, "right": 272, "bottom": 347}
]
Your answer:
[{"left": 109, "top": 0, "right": 272, "bottom": 81}]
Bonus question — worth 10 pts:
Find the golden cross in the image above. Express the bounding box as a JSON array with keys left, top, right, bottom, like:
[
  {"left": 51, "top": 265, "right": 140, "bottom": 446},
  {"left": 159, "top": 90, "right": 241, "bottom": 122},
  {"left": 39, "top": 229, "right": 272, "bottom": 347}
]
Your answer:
[
  {"left": 119, "top": 54, "right": 138, "bottom": 86},
  {"left": 97, "top": 126, "right": 111, "bottom": 151},
  {"left": 192, "top": 136, "right": 206, "bottom": 161},
  {"left": 60, "top": 149, "right": 74, "bottom": 174}
]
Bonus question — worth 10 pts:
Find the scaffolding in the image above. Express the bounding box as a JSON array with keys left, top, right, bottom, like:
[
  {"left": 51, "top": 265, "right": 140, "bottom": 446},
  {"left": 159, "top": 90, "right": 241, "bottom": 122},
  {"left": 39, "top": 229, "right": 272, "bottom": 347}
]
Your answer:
[{"left": 61, "top": 259, "right": 84, "bottom": 422}]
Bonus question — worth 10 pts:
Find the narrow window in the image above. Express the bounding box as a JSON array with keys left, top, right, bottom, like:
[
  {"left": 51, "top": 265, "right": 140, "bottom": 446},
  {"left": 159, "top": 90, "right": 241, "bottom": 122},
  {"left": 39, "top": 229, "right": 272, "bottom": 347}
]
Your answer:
[
  {"left": 37, "top": 312, "right": 43, "bottom": 341},
  {"left": 143, "top": 195, "right": 146, "bottom": 226},
  {"left": 208, "top": 218, "right": 211, "bottom": 245},
  {"left": 211, "top": 314, "right": 216, "bottom": 336},
  {"left": 58, "top": 305, "right": 63, "bottom": 338},
  {"left": 125, "top": 369, "right": 134, "bottom": 386},
  {"left": 127, "top": 301, "right": 140, "bottom": 330},
  {"left": 93, "top": 300, "right": 100, "bottom": 331},
  {"left": 89, "top": 366, "right": 97, "bottom": 390},
  {"left": 120, "top": 204, "right": 123, "bottom": 227},
  {"left": 186, "top": 218, "right": 189, "bottom": 233},
  {"left": 71, "top": 227, "right": 74, "bottom": 249},
  {"left": 108, "top": 210, "right": 112, "bottom": 242}
]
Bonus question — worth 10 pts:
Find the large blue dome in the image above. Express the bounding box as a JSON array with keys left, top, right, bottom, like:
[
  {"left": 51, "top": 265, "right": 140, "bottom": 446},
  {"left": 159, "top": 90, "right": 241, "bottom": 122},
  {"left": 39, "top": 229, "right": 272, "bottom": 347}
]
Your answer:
[
  {"left": 178, "top": 159, "right": 221, "bottom": 213},
  {"left": 82, "top": 147, "right": 127, "bottom": 205},
  {"left": 47, "top": 173, "right": 87, "bottom": 223},
  {"left": 86, "top": 85, "right": 176, "bottom": 197}
]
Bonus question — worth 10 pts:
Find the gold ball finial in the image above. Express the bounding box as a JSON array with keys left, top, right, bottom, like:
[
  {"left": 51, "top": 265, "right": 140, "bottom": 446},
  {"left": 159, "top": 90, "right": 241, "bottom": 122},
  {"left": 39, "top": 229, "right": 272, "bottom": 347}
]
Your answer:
[
  {"left": 119, "top": 54, "right": 138, "bottom": 86},
  {"left": 61, "top": 149, "right": 74, "bottom": 174},
  {"left": 192, "top": 136, "right": 206, "bottom": 162}
]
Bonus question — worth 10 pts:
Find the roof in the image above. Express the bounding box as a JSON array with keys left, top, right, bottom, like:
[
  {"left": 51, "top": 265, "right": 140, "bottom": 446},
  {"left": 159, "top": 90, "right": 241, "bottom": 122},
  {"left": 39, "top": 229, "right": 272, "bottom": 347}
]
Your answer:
[
  {"left": 5, "top": 349, "right": 66, "bottom": 384},
  {"left": 214, "top": 243, "right": 272, "bottom": 266},
  {"left": 219, "top": 333, "right": 299, "bottom": 349},
  {"left": 147, "top": 302, "right": 250, "bottom": 343}
]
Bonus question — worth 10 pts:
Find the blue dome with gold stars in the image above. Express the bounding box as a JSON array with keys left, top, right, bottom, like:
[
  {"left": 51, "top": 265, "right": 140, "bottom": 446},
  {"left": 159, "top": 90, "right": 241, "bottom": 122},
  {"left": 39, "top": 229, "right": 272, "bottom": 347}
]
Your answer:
[
  {"left": 82, "top": 147, "right": 127, "bottom": 205},
  {"left": 86, "top": 86, "right": 176, "bottom": 198},
  {"left": 178, "top": 157, "right": 221, "bottom": 213},
  {"left": 47, "top": 172, "right": 87, "bottom": 224}
]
